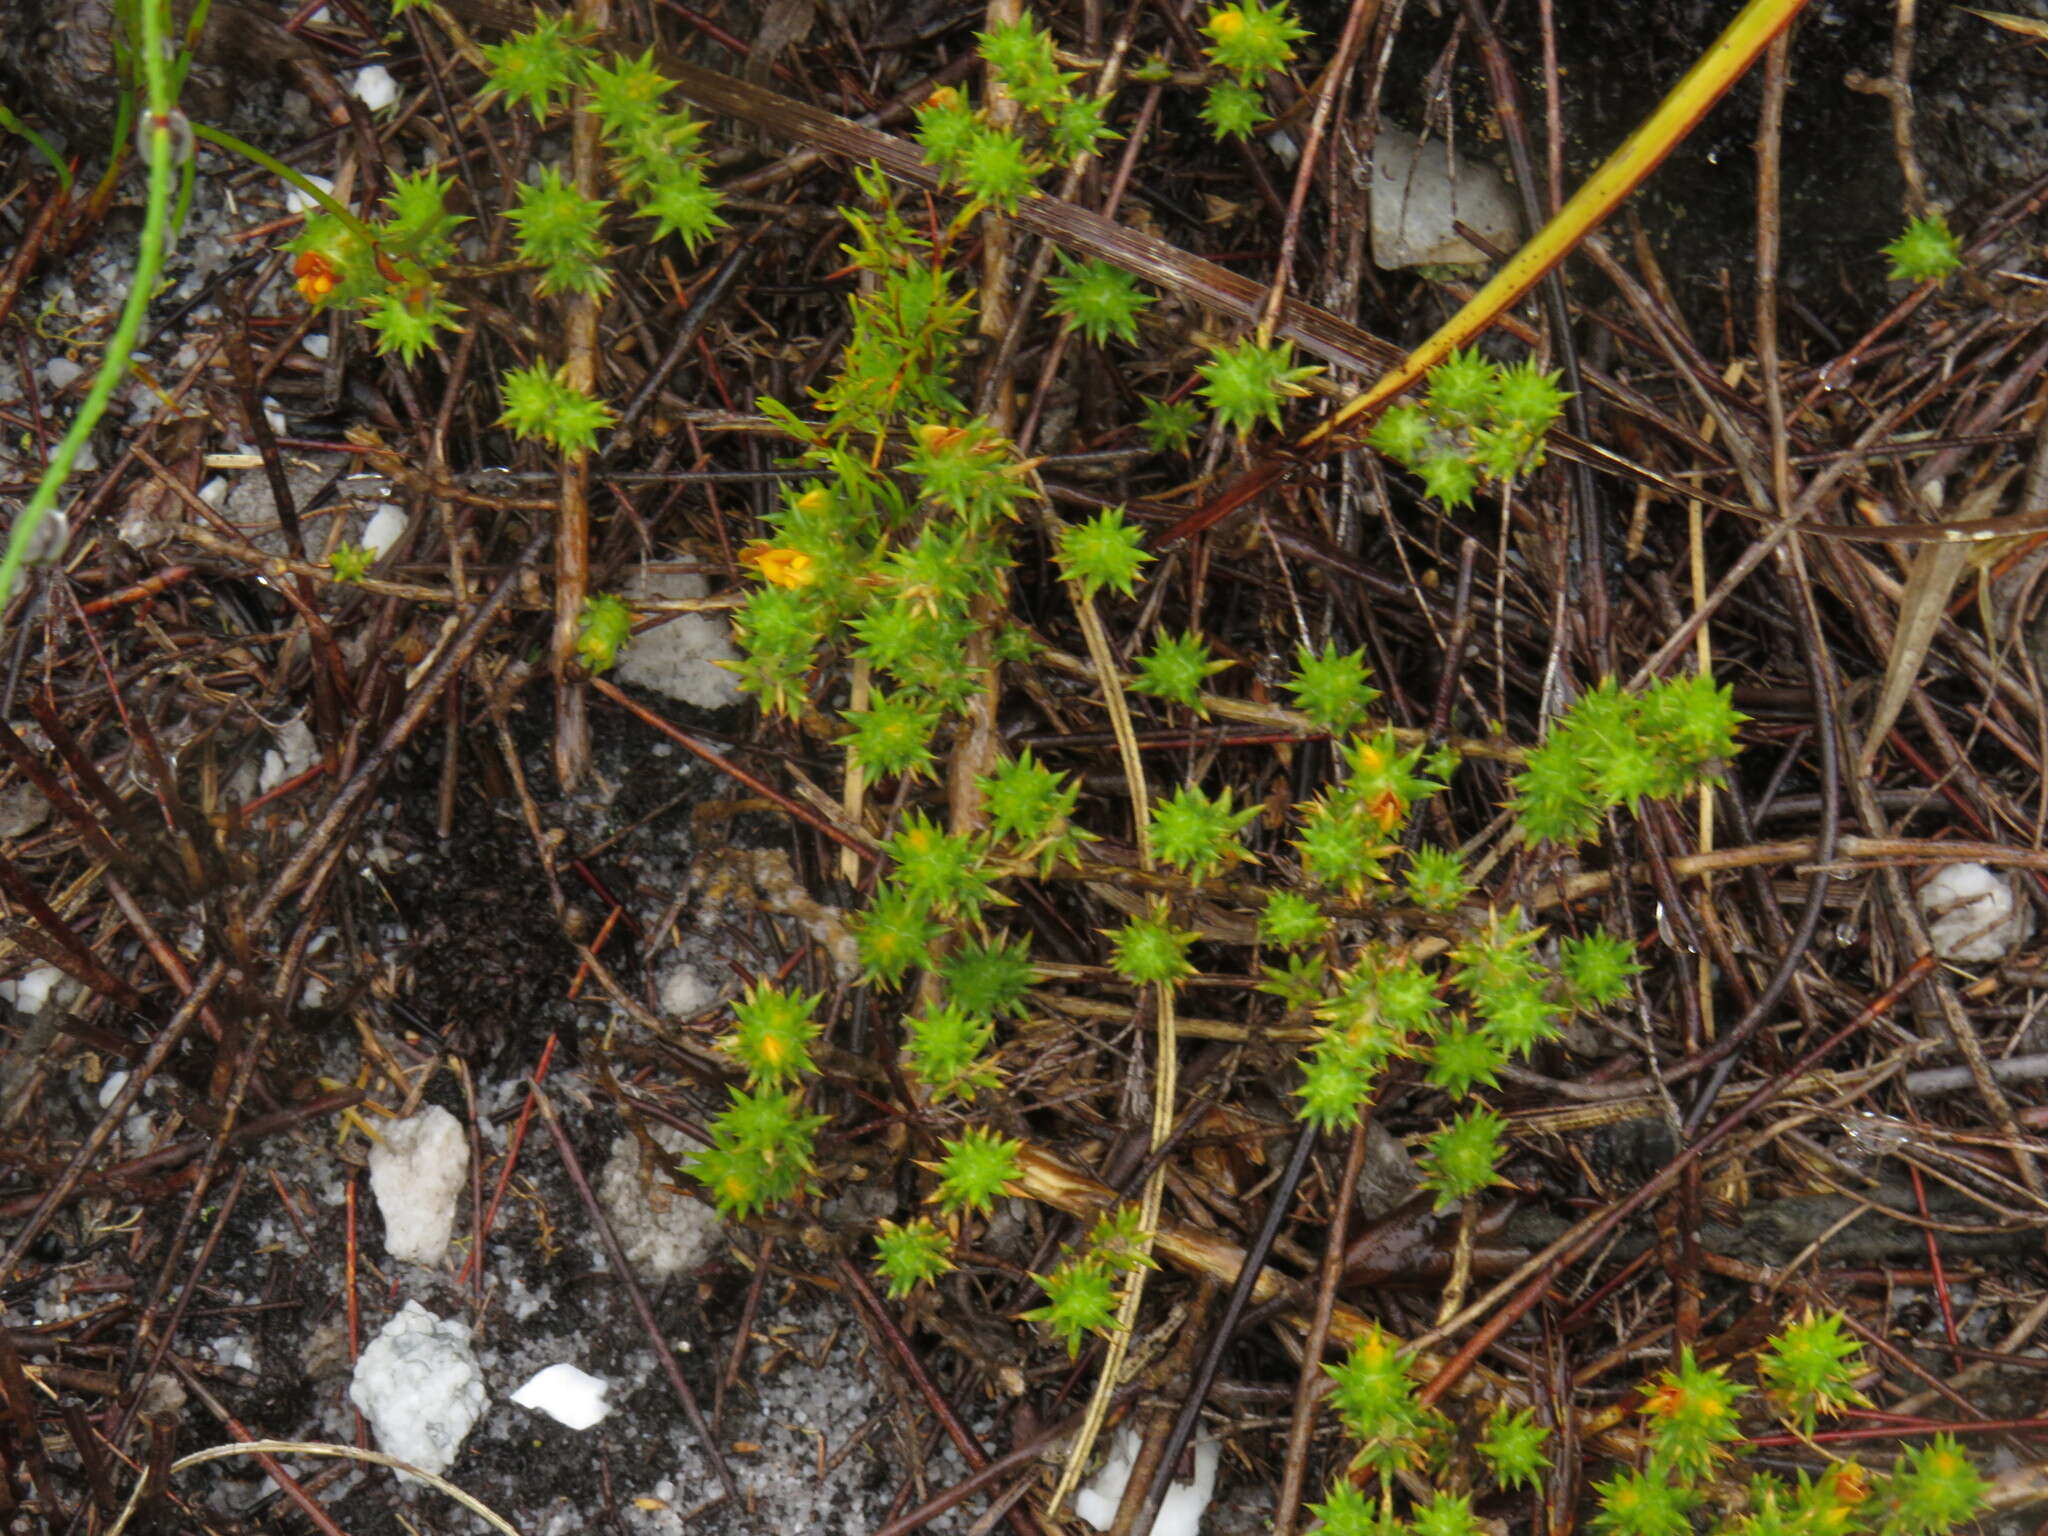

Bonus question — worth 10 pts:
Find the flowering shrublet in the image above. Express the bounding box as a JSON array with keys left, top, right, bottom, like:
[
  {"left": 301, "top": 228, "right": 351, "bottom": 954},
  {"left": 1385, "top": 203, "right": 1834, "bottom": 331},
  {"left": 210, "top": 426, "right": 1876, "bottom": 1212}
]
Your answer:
[
  {"left": 1369, "top": 348, "right": 1571, "bottom": 508},
  {"left": 1420, "top": 1105, "right": 1509, "bottom": 1208},
  {"left": 928, "top": 1127, "right": 1024, "bottom": 1216},
  {"left": 1056, "top": 505, "right": 1153, "bottom": 598},
  {"left": 1404, "top": 844, "right": 1472, "bottom": 912},
  {"left": 1883, "top": 211, "right": 1963, "bottom": 283},
  {"left": 497, "top": 363, "right": 616, "bottom": 455},
  {"left": 1298, "top": 1301, "right": 1985, "bottom": 1536},
  {"left": 1046, "top": 255, "right": 1154, "bottom": 345},
  {"left": 852, "top": 885, "right": 947, "bottom": 988},
  {"left": 902, "top": 1002, "right": 1001, "bottom": 1102},
  {"left": 1513, "top": 674, "right": 1744, "bottom": 847},
  {"left": 1149, "top": 783, "right": 1259, "bottom": 883},
  {"left": 1259, "top": 889, "right": 1329, "bottom": 948},
  {"left": 1130, "top": 630, "right": 1230, "bottom": 714},
  {"left": 1198, "top": 336, "right": 1322, "bottom": 435},
  {"left": 288, "top": 20, "right": 733, "bottom": 473},
  {"left": 1324, "top": 1324, "right": 1440, "bottom": 1473},
  {"left": 289, "top": 169, "right": 466, "bottom": 356},
  {"left": 445, "top": 49, "right": 1999, "bottom": 1536},
  {"left": 1108, "top": 902, "right": 1201, "bottom": 987},
  {"left": 1022, "top": 1254, "right": 1119, "bottom": 1355},
  {"left": 842, "top": 690, "right": 942, "bottom": 780},
  {"left": 873, "top": 1216, "right": 954, "bottom": 1298},
  {"left": 1594, "top": 1467, "right": 1698, "bottom": 1536},
  {"left": 905, "top": 420, "right": 1036, "bottom": 529},
  {"left": 1641, "top": 1347, "right": 1745, "bottom": 1480},
  {"left": 721, "top": 982, "right": 822, "bottom": 1087},
  {"left": 690, "top": 1084, "right": 826, "bottom": 1219},
  {"left": 1479, "top": 1404, "right": 1551, "bottom": 1490},
  {"left": 1288, "top": 643, "right": 1380, "bottom": 733},
  {"left": 940, "top": 933, "right": 1039, "bottom": 1019},
  {"left": 1757, "top": 1308, "right": 1867, "bottom": 1432},
  {"left": 1339, "top": 729, "right": 1440, "bottom": 831},
  {"left": 883, "top": 812, "right": 1004, "bottom": 921},
  {"left": 977, "top": 749, "right": 1091, "bottom": 871}
]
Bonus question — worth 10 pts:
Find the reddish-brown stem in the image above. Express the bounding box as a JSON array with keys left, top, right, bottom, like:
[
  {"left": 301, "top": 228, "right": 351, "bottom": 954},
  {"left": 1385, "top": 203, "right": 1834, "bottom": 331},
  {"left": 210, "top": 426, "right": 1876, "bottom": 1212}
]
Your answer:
[{"left": 1418, "top": 953, "right": 1937, "bottom": 1409}]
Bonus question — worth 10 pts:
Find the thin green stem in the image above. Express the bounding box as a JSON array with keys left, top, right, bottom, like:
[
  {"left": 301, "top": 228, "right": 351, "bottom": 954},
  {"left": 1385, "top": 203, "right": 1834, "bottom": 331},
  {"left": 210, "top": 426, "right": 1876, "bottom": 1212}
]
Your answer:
[
  {"left": 187, "top": 123, "right": 380, "bottom": 242},
  {"left": 0, "top": 0, "right": 181, "bottom": 609},
  {"left": 0, "top": 106, "right": 73, "bottom": 195}
]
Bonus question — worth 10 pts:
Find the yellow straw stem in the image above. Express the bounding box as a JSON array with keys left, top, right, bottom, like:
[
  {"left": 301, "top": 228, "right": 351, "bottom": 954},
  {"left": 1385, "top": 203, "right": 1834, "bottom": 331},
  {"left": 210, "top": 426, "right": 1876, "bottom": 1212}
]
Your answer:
[{"left": 1304, "top": 0, "right": 1812, "bottom": 445}]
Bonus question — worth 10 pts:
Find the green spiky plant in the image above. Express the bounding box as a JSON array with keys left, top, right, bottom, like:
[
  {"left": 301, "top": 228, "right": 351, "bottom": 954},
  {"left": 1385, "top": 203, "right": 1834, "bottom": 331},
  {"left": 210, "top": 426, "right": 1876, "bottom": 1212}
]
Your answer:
[
  {"left": 1306, "top": 1314, "right": 1986, "bottom": 1536},
  {"left": 223, "top": 11, "right": 1989, "bottom": 1533}
]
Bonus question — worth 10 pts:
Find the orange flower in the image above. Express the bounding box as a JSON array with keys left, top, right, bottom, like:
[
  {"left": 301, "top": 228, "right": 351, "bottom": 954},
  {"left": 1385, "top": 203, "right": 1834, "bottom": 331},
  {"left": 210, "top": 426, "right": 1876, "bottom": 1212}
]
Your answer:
[
  {"left": 292, "top": 250, "right": 338, "bottom": 303},
  {"left": 1824, "top": 1461, "right": 1870, "bottom": 1509},
  {"left": 743, "top": 544, "right": 816, "bottom": 589}
]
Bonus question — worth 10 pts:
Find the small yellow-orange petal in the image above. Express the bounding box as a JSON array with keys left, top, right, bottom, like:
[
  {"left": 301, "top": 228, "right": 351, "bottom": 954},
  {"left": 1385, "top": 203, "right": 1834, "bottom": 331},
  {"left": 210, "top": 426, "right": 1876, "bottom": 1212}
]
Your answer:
[{"left": 743, "top": 545, "right": 817, "bottom": 589}]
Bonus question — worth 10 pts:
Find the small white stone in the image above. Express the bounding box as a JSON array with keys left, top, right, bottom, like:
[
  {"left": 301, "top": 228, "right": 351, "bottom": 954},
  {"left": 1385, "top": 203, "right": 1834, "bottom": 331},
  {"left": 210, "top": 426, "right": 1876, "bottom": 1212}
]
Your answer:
[
  {"left": 511, "top": 1363, "right": 611, "bottom": 1430},
  {"left": 6, "top": 964, "right": 66, "bottom": 1016},
  {"left": 44, "top": 356, "right": 83, "bottom": 393},
  {"left": 258, "top": 715, "right": 317, "bottom": 795},
  {"left": 598, "top": 1124, "right": 724, "bottom": 1281},
  {"left": 1370, "top": 125, "right": 1520, "bottom": 271},
  {"left": 303, "top": 332, "right": 331, "bottom": 360},
  {"left": 284, "top": 174, "right": 334, "bottom": 216},
  {"left": 368, "top": 1106, "right": 469, "bottom": 1265},
  {"left": 657, "top": 959, "right": 719, "bottom": 1018},
  {"left": 351, "top": 64, "right": 400, "bottom": 112},
  {"left": 613, "top": 570, "right": 745, "bottom": 711},
  {"left": 359, "top": 504, "right": 408, "bottom": 559},
  {"left": 349, "top": 1301, "right": 485, "bottom": 1479},
  {"left": 1073, "top": 1425, "right": 1219, "bottom": 1536},
  {"left": 1918, "top": 862, "right": 2034, "bottom": 963}
]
